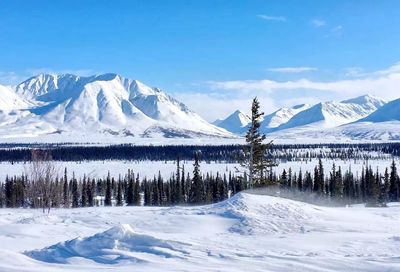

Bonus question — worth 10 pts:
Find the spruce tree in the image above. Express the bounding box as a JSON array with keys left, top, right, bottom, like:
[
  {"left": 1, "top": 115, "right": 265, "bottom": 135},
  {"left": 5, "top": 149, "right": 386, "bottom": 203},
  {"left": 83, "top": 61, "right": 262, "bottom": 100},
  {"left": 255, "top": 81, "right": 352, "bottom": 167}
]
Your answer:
[
  {"left": 126, "top": 172, "right": 134, "bottom": 206},
  {"left": 87, "top": 179, "right": 94, "bottom": 207},
  {"left": 81, "top": 177, "right": 87, "bottom": 207},
  {"left": 116, "top": 180, "right": 123, "bottom": 206},
  {"left": 105, "top": 172, "right": 112, "bottom": 206},
  {"left": 63, "top": 167, "right": 69, "bottom": 208},
  {"left": 389, "top": 159, "right": 398, "bottom": 201},
  {"left": 71, "top": 173, "right": 79, "bottom": 208},
  {"left": 240, "top": 97, "right": 275, "bottom": 187},
  {"left": 190, "top": 152, "right": 203, "bottom": 204},
  {"left": 134, "top": 174, "right": 140, "bottom": 205}
]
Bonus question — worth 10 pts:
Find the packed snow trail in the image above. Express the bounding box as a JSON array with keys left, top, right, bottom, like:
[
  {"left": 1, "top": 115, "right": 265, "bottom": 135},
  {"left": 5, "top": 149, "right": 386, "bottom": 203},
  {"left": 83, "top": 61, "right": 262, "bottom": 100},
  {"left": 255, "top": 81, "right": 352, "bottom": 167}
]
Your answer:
[{"left": 0, "top": 193, "right": 399, "bottom": 271}]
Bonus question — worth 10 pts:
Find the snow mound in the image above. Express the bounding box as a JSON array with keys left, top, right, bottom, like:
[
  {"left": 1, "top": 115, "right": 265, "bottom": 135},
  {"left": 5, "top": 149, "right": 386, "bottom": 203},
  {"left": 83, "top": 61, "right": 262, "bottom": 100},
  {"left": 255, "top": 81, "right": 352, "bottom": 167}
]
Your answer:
[
  {"left": 25, "top": 224, "right": 189, "bottom": 264},
  {"left": 210, "top": 193, "right": 314, "bottom": 235}
]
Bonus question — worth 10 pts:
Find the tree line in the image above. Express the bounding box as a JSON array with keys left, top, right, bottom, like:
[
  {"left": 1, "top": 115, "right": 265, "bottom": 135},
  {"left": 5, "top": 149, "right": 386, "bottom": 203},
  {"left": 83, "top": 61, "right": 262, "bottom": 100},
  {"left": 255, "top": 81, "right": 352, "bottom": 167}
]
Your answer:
[
  {"left": 0, "top": 156, "right": 399, "bottom": 210},
  {"left": 0, "top": 142, "right": 399, "bottom": 163},
  {"left": 271, "top": 158, "right": 400, "bottom": 207},
  {"left": 0, "top": 153, "right": 246, "bottom": 211}
]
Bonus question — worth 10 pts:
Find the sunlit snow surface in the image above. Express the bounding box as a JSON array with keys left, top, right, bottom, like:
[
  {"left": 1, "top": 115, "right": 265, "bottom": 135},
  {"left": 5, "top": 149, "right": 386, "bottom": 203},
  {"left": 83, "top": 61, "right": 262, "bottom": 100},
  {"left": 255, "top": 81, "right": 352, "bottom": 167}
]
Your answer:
[{"left": 0, "top": 193, "right": 400, "bottom": 271}]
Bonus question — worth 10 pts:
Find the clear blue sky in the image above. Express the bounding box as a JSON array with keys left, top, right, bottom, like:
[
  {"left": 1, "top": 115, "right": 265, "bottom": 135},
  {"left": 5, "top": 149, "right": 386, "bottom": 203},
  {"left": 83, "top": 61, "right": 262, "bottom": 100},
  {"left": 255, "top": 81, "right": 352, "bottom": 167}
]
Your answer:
[{"left": 1, "top": 0, "right": 399, "bottom": 120}]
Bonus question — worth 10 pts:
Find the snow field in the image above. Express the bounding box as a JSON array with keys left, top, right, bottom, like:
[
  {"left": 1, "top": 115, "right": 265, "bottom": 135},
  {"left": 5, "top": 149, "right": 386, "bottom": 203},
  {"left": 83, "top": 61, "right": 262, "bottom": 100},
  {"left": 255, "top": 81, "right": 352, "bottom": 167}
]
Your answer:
[
  {"left": 0, "top": 157, "right": 398, "bottom": 181},
  {"left": 0, "top": 193, "right": 400, "bottom": 271}
]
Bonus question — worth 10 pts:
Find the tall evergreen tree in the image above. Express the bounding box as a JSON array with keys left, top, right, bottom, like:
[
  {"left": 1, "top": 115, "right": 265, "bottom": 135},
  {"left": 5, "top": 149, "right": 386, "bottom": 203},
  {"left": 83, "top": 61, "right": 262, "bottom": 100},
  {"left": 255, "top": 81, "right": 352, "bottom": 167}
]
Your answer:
[
  {"left": 240, "top": 97, "right": 275, "bottom": 187},
  {"left": 63, "top": 167, "right": 69, "bottom": 208},
  {"left": 81, "top": 177, "right": 87, "bottom": 207},
  {"left": 190, "top": 152, "right": 203, "bottom": 204},
  {"left": 389, "top": 159, "right": 399, "bottom": 201},
  {"left": 134, "top": 174, "right": 140, "bottom": 205},
  {"left": 71, "top": 173, "right": 79, "bottom": 208},
  {"left": 105, "top": 172, "right": 112, "bottom": 206},
  {"left": 116, "top": 180, "right": 123, "bottom": 206}
]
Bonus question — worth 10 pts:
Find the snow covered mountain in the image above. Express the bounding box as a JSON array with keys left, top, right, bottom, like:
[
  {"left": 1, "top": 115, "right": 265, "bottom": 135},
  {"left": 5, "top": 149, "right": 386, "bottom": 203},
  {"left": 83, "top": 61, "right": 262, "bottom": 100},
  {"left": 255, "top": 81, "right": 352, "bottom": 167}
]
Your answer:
[
  {"left": 325, "top": 98, "right": 400, "bottom": 141},
  {"left": 0, "top": 73, "right": 231, "bottom": 139},
  {"left": 356, "top": 98, "right": 400, "bottom": 122},
  {"left": 274, "top": 95, "right": 386, "bottom": 132},
  {"left": 261, "top": 104, "right": 310, "bottom": 133},
  {"left": 0, "top": 75, "right": 397, "bottom": 143},
  {"left": 213, "top": 110, "right": 251, "bottom": 134},
  {"left": 212, "top": 94, "right": 398, "bottom": 142}
]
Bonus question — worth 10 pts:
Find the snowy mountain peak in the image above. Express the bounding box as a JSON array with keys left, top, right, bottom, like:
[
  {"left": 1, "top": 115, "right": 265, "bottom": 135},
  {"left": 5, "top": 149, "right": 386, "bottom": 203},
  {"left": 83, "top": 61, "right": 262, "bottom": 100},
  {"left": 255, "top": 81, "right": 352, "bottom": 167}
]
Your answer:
[
  {"left": 261, "top": 103, "right": 311, "bottom": 132},
  {"left": 274, "top": 95, "right": 387, "bottom": 132},
  {"left": 213, "top": 110, "right": 250, "bottom": 134},
  {"left": 341, "top": 94, "right": 386, "bottom": 107}
]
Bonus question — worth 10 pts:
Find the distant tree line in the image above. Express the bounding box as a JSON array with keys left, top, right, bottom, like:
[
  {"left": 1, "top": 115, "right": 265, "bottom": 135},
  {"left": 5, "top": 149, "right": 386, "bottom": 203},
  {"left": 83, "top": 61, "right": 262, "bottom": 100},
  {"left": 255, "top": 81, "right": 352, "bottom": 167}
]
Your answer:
[{"left": 0, "top": 142, "right": 399, "bottom": 163}]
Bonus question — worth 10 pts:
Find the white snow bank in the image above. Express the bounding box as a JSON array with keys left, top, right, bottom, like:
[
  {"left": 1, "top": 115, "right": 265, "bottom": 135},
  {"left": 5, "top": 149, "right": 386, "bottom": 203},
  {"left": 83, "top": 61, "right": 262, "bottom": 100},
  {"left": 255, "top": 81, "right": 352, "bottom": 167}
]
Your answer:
[
  {"left": 25, "top": 224, "right": 189, "bottom": 264},
  {"left": 208, "top": 192, "right": 316, "bottom": 235}
]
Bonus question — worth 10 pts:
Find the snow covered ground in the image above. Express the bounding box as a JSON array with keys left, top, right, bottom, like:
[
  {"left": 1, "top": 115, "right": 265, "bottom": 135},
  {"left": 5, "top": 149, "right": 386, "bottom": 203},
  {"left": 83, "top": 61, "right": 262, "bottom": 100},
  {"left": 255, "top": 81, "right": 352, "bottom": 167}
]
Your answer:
[
  {"left": 0, "top": 192, "right": 400, "bottom": 271},
  {"left": 1, "top": 157, "right": 399, "bottom": 180}
]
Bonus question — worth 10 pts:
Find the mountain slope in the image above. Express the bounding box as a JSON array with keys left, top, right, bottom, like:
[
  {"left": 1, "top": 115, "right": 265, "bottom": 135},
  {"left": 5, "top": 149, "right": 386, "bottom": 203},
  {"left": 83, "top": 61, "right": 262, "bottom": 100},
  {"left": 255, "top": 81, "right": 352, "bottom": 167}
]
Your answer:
[
  {"left": 356, "top": 98, "right": 400, "bottom": 122},
  {"left": 213, "top": 110, "right": 251, "bottom": 134},
  {"left": 0, "top": 73, "right": 231, "bottom": 139},
  {"left": 274, "top": 95, "right": 386, "bottom": 132},
  {"left": 261, "top": 104, "right": 310, "bottom": 133}
]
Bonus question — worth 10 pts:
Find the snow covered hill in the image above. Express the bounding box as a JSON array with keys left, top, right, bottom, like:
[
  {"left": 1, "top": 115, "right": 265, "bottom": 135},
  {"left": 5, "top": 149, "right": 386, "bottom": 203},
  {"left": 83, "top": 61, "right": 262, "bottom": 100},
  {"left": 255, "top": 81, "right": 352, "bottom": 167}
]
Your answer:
[
  {"left": 213, "top": 110, "right": 251, "bottom": 134},
  {"left": 0, "top": 74, "right": 231, "bottom": 139},
  {"left": 1, "top": 192, "right": 400, "bottom": 271}
]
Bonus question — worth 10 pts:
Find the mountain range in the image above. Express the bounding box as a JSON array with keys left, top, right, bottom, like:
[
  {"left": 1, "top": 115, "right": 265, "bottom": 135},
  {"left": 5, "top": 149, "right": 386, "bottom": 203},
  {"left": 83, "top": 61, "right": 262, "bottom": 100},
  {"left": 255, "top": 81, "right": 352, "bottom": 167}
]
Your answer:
[
  {"left": 0, "top": 73, "right": 399, "bottom": 143},
  {"left": 214, "top": 95, "right": 400, "bottom": 142}
]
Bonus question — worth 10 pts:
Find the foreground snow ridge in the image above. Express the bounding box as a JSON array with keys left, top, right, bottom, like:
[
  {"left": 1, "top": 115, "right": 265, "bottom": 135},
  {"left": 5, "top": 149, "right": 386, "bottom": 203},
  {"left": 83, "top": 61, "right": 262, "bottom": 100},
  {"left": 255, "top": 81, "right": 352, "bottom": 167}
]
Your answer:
[{"left": 26, "top": 224, "right": 189, "bottom": 264}]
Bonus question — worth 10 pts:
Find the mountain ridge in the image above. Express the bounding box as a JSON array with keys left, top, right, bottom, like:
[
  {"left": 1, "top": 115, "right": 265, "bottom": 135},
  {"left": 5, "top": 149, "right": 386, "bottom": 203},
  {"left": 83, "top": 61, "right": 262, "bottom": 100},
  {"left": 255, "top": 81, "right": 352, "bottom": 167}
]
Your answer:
[{"left": 0, "top": 73, "right": 232, "bottom": 139}]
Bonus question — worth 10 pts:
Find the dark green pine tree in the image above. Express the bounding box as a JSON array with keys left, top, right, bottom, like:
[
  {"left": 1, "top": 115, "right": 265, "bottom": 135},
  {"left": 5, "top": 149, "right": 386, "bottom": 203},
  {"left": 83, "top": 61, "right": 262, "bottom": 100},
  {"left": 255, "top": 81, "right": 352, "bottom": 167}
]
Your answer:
[
  {"left": 329, "top": 164, "right": 337, "bottom": 198},
  {"left": 126, "top": 173, "right": 134, "bottom": 206},
  {"left": 105, "top": 172, "right": 112, "bottom": 206},
  {"left": 87, "top": 179, "right": 94, "bottom": 207},
  {"left": 240, "top": 97, "right": 275, "bottom": 187},
  {"left": 176, "top": 157, "right": 183, "bottom": 204},
  {"left": 383, "top": 168, "right": 390, "bottom": 203},
  {"left": 81, "top": 177, "right": 87, "bottom": 207},
  {"left": 181, "top": 165, "right": 186, "bottom": 203},
  {"left": 116, "top": 180, "right": 123, "bottom": 206},
  {"left": 190, "top": 152, "right": 204, "bottom": 204},
  {"left": 72, "top": 173, "right": 79, "bottom": 208},
  {"left": 389, "top": 159, "right": 399, "bottom": 202},
  {"left": 313, "top": 166, "right": 320, "bottom": 193},
  {"left": 143, "top": 178, "right": 151, "bottom": 206},
  {"left": 280, "top": 169, "right": 288, "bottom": 190},
  {"left": 134, "top": 174, "right": 140, "bottom": 205},
  {"left": 4, "top": 176, "right": 14, "bottom": 208},
  {"left": 63, "top": 167, "right": 69, "bottom": 208},
  {"left": 297, "top": 169, "right": 303, "bottom": 192},
  {"left": 318, "top": 158, "right": 325, "bottom": 195},
  {"left": 303, "top": 171, "right": 313, "bottom": 192}
]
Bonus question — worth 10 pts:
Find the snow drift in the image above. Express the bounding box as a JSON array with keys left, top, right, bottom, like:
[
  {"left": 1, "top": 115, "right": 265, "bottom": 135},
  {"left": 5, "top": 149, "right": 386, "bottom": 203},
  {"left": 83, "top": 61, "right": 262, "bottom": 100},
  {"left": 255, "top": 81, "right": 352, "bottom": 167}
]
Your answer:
[
  {"left": 208, "top": 192, "right": 314, "bottom": 235},
  {"left": 25, "top": 224, "right": 189, "bottom": 264}
]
